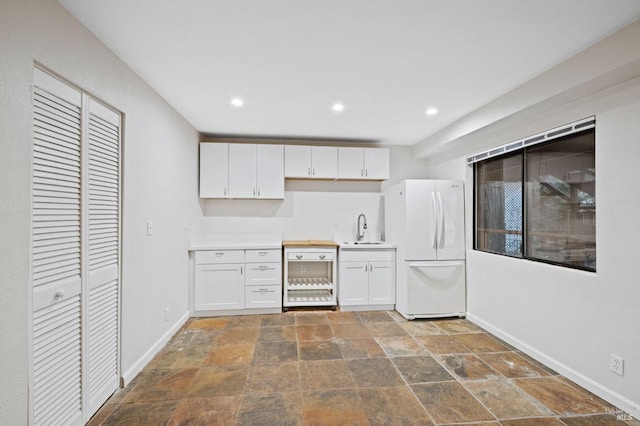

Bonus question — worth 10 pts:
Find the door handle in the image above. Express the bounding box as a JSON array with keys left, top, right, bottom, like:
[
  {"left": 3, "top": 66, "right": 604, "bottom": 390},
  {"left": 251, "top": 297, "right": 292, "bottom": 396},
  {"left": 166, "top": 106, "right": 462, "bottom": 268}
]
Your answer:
[
  {"left": 438, "top": 192, "right": 445, "bottom": 249},
  {"left": 431, "top": 192, "right": 438, "bottom": 249}
]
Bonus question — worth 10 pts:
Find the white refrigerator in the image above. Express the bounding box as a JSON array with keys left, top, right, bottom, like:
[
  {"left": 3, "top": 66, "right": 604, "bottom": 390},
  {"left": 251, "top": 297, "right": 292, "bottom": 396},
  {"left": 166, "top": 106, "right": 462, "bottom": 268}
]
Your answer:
[{"left": 385, "top": 179, "right": 466, "bottom": 319}]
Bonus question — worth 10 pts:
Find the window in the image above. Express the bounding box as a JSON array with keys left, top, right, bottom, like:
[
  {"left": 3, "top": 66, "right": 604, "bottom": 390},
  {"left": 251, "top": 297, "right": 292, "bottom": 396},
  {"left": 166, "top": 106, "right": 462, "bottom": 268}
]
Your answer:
[{"left": 474, "top": 127, "right": 595, "bottom": 271}]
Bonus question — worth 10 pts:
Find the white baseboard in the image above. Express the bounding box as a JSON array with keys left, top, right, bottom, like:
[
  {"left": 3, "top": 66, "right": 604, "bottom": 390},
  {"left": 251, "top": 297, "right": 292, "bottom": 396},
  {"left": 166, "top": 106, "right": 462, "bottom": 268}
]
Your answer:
[
  {"left": 121, "top": 310, "right": 190, "bottom": 387},
  {"left": 466, "top": 313, "right": 639, "bottom": 420}
]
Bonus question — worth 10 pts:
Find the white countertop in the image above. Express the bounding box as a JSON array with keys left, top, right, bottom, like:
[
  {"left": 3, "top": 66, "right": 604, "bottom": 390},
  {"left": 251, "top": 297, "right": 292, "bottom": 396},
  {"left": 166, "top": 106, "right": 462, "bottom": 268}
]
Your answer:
[
  {"left": 188, "top": 233, "right": 396, "bottom": 251},
  {"left": 189, "top": 233, "right": 283, "bottom": 251}
]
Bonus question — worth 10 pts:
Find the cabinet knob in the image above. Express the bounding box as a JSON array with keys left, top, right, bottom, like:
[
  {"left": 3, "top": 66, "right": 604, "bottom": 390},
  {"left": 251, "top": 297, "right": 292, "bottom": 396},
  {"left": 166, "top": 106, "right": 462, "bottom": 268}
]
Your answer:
[{"left": 54, "top": 290, "right": 65, "bottom": 299}]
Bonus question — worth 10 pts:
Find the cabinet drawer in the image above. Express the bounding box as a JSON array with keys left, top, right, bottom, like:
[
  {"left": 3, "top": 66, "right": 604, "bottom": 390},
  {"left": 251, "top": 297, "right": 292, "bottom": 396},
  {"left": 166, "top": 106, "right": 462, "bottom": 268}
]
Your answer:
[
  {"left": 245, "top": 285, "right": 281, "bottom": 308},
  {"left": 339, "top": 249, "right": 395, "bottom": 262},
  {"left": 195, "top": 250, "right": 244, "bottom": 265},
  {"left": 287, "top": 251, "right": 335, "bottom": 261},
  {"left": 246, "top": 262, "right": 282, "bottom": 286},
  {"left": 246, "top": 249, "right": 281, "bottom": 263}
]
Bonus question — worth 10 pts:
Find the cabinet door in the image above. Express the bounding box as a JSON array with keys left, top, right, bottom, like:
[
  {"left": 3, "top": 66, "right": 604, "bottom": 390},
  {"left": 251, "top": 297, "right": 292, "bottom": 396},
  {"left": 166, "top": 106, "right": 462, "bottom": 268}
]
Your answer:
[
  {"left": 338, "top": 147, "right": 364, "bottom": 179},
  {"left": 338, "top": 261, "right": 369, "bottom": 305},
  {"left": 228, "top": 143, "right": 257, "bottom": 198},
  {"left": 194, "top": 264, "right": 244, "bottom": 310},
  {"left": 363, "top": 148, "right": 389, "bottom": 180},
  {"left": 284, "top": 145, "right": 311, "bottom": 177},
  {"left": 311, "top": 146, "right": 338, "bottom": 178},
  {"left": 257, "top": 144, "right": 284, "bottom": 198},
  {"left": 200, "top": 143, "right": 228, "bottom": 198},
  {"left": 368, "top": 261, "right": 395, "bottom": 304}
]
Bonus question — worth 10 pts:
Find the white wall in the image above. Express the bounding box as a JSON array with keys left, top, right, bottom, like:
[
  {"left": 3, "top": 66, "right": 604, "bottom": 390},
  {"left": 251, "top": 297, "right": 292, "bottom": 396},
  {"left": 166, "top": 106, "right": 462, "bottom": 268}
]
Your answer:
[
  {"left": 417, "top": 25, "right": 640, "bottom": 417},
  {"left": 0, "top": 1, "right": 201, "bottom": 423},
  {"left": 201, "top": 145, "right": 431, "bottom": 240}
]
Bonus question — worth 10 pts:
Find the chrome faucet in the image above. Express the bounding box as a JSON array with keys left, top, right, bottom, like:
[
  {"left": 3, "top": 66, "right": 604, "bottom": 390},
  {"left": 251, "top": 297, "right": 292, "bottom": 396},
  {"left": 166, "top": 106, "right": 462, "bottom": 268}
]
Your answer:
[{"left": 356, "top": 213, "right": 367, "bottom": 241}]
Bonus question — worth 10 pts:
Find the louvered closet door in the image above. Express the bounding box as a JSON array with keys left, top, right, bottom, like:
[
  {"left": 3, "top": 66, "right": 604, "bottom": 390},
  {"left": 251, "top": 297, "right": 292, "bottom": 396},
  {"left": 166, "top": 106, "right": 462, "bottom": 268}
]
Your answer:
[
  {"left": 32, "top": 69, "right": 83, "bottom": 426},
  {"left": 85, "top": 98, "right": 120, "bottom": 418}
]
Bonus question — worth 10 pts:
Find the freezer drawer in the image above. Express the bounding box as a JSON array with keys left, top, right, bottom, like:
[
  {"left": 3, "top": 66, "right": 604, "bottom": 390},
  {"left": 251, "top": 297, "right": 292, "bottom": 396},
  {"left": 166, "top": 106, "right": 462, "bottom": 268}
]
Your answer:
[{"left": 406, "top": 261, "right": 465, "bottom": 317}]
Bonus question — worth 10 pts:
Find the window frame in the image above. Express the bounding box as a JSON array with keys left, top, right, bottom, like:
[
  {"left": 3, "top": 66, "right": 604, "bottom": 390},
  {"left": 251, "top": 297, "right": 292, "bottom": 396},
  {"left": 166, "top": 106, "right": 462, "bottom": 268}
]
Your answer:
[{"left": 473, "top": 127, "right": 596, "bottom": 272}]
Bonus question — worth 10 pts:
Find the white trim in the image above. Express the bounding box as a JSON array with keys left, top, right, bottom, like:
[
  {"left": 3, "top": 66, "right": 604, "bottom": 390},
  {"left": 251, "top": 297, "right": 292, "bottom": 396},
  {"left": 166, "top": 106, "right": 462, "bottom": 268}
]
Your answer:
[
  {"left": 466, "top": 312, "right": 640, "bottom": 419},
  {"left": 120, "top": 310, "right": 190, "bottom": 386},
  {"left": 191, "top": 307, "right": 282, "bottom": 317},
  {"left": 466, "top": 116, "right": 595, "bottom": 164},
  {"left": 337, "top": 304, "right": 394, "bottom": 312}
]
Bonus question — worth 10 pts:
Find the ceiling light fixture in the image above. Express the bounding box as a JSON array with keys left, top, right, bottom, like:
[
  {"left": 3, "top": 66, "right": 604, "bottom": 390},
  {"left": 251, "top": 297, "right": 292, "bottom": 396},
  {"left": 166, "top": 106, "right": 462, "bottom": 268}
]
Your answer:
[
  {"left": 425, "top": 107, "right": 438, "bottom": 116},
  {"left": 231, "top": 98, "right": 244, "bottom": 107},
  {"left": 332, "top": 103, "right": 345, "bottom": 112}
]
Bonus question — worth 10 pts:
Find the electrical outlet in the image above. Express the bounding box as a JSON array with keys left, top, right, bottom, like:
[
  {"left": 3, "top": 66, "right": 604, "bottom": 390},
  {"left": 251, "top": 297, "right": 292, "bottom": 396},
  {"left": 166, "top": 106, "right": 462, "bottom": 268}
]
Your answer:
[
  {"left": 610, "top": 354, "right": 624, "bottom": 376},
  {"left": 147, "top": 220, "right": 153, "bottom": 236}
]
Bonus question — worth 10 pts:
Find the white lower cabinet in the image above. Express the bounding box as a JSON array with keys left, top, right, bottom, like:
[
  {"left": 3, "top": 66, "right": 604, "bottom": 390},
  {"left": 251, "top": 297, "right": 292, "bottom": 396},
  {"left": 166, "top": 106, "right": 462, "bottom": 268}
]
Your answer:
[
  {"left": 193, "top": 248, "right": 282, "bottom": 315},
  {"left": 195, "top": 263, "right": 245, "bottom": 311},
  {"left": 338, "top": 249, "right": 395, "bottom": 311}
]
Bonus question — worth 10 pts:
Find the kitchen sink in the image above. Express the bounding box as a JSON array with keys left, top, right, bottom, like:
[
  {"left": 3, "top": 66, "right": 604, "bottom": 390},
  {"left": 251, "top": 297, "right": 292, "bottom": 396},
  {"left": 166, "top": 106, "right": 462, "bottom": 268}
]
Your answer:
[{"left": 342, "top": 241, "right": 383, "bottom": 245}]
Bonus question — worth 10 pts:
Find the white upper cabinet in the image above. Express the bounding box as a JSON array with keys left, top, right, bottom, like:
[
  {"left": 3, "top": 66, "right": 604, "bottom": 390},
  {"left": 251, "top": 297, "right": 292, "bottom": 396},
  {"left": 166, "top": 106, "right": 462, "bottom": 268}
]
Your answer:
[
  {"left": 364, "top": 148, "right": 390, "bottom": 180},
  {"left": 312, "top": 146, "right": 338, "bottom": 178},
  {"left": 200, "top": 143, "right": 229, "bottom": 198},
  {"left": 228, "top": 143, "right": 257, "bottom": 198},
  {"left": 256, "top": 144, "right": 284, "bottom": 199},
  {"left": 337, "top": 147, "right": 365, "bottom": 179},
  {"left": 200, "top": 143, "right": 284, "bottom": 199},
  {"left": 284, "top": 145, "right": 338, "bottom": 179},
  {"left": 338, "top": 147, "right": 389, "bottom": 180}
]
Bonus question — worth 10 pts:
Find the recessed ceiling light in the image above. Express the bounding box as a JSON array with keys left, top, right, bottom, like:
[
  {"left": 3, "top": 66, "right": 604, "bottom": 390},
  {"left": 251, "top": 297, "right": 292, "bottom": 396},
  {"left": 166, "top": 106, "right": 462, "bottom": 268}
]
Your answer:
[
  {"left": 231, "top": 98, "right": 244, "bottom": 107},
  {"left": 332, "top": 103, "right": 345, "bottom": 112},
  {"left": 425, "top": 107, "right": 438, "bottom": 116}
]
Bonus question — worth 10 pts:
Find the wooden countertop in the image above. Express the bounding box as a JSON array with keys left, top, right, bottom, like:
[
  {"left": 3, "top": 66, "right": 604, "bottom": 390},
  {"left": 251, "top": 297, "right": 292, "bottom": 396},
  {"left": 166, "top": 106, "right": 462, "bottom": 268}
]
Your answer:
[{"left": 283, "top": 240, "right": 339, "bottom": 247}]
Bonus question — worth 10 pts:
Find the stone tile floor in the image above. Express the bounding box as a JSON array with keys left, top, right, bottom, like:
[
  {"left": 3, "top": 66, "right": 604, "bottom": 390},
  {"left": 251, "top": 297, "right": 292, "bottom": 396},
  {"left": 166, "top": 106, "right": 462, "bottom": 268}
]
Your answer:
[{"left": 89, "top": 310, "right": 639, "bottom": 425}]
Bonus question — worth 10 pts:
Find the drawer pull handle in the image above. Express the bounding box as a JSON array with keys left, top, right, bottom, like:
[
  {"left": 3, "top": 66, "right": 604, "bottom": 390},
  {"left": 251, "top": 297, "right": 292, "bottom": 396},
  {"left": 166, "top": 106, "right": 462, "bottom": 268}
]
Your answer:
[
  {"left": 54, "top": 290, "right": 65, "bottom": 299},
  {"left": 319, "top": 255, "right": 326, "bottom": 259},
  {"left": 258, "top": 265, "right": 269, "bottom": 270},
  {"left": 215, "top": 252, "right": 224, "bottom": 257},
  {"left": 259, "top": 251, "right": 267, "bottom": 256},
  {"left": 296, "top": 255, "right": 303, "bottom": 259}
]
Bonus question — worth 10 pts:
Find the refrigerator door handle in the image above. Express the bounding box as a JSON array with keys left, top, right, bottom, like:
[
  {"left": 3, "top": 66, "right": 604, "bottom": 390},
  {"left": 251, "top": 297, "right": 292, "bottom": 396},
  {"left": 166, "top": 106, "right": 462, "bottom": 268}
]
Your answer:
[
  {"left": 438, "top": 192, "right": 445, "bottom": 249},
  {"left": 431, "top": 192, "right": 438, "bottom": 249}
]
